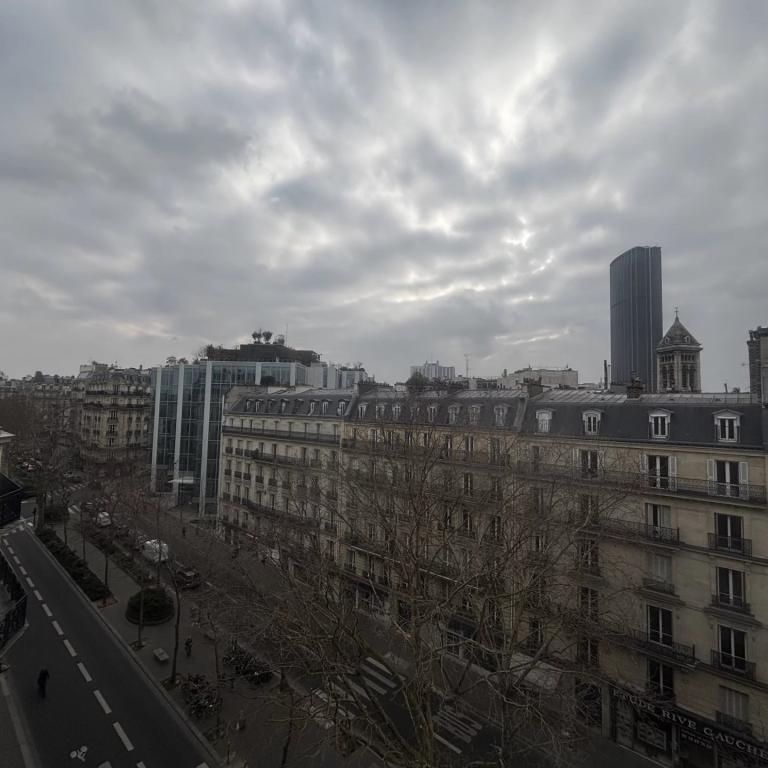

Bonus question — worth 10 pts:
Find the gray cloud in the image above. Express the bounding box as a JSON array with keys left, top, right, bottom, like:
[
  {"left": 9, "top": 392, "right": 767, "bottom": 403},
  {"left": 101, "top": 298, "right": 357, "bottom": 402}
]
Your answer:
[{"left": 1, "top": 0, "right": 766, "bottom": 389}]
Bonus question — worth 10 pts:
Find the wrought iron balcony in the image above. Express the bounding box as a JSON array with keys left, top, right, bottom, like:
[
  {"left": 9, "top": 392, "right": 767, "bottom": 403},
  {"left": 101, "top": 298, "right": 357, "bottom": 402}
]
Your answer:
[
  {"left": 708, "top": 534, "right": 752, "bottom": 557},
  {"left": 642, "top": 578, "right": 676, "bottom": 595},
  {"left": 710, "top": 650, "right": 756, "bottom": 680},
  {"left": 621, "top": 628, "right": 696, "bottom": 666},
  {"left": 710, "top": 594, "right": 751, "bottom": 614},
  {"left": 716, "top": 711, "right": 753, "bottom": 735},
  {"left": 513, "top": 460, "right": 766, "bottom": 505}
]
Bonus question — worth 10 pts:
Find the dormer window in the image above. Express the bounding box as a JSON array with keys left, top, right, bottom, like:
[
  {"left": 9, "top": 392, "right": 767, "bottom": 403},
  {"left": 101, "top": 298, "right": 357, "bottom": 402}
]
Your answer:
[
  {"left": 469, "top": 405, "right": 481, "bottom": 425},
  {"left": 321, "top": 400, "right": 330, "bottom": 415},
  {"left": 308, "top": 401, "right": 317, "bottom": 415},
  {"left": 267, "top": 399, "right": 275, "bottom": 412},
  {"left": 376, "top": 404, "right": 386, "bottom": 420},
  {"left": 448, "top": 405, "right": 460, "bottom": 425},
  {"left": 337, "top": 400, "right": 347, "bottom": 416},
  {"left": 280, "top": 399, "right": 288, "bottom": 414},
  {"left": 494, "top": 406, "right": 506, "bottom": 427},
  {"left": 582, "top": 410, "right": 601, "bottom": 436},
  {"left": 392, "top": 404, "right": 402, "bottom": 420},
  {"left": 649, "top": 411, "right": 671, "bottom": 440},
  {"left": 535, "top": 409, "right": 552, "bottom": 434},
  {"left": 714, "top": 411, "right": 741, "bottom": 443},
  {"left": 358, "top": 403, "right": 368, "bottom": 419},
  {"left": 427, "top": 405, "right": 437, "bottom": 423},
  {"left": 293, "top": 399, "right": 303, "bottom": 413}
]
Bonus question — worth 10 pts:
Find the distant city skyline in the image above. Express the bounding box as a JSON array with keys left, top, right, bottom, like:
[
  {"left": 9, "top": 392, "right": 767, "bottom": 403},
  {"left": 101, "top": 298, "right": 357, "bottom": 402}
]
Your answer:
[{"left": 1, "top": 2, "right": 767, "bottom": 391}]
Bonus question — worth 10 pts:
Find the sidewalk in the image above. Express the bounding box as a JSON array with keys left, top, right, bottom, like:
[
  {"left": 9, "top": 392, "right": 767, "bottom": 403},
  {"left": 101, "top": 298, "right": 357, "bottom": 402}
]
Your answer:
[
  {"left": 0, "top": 674, "right": 28, "bottom": 768},
  {"left": 55, "top": 519, "right": 379, "bottom": 768}
]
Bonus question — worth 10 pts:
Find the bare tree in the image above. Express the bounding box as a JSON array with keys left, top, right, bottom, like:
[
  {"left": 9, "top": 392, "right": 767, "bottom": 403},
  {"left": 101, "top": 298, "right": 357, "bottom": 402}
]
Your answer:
[{"left": 214, "top": 407, "right": 643, "bottom": 767}]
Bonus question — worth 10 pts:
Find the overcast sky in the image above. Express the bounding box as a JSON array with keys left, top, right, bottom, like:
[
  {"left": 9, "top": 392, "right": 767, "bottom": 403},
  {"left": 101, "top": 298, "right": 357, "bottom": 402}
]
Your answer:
[{"left": 1, "top": 1, "right": 766, "bottom": 389}]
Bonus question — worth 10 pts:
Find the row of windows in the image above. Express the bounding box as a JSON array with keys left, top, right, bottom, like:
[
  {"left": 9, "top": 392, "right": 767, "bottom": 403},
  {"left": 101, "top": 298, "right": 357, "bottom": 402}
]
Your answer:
[
  {"left": 535, "top": 408, "right": 744, "bottom": 443},
  {"left": 243, "top": 398, "right": 347, "bottom": 416},
  {"left": 356, "top": 402, "right": 510, "bottom": 426}
]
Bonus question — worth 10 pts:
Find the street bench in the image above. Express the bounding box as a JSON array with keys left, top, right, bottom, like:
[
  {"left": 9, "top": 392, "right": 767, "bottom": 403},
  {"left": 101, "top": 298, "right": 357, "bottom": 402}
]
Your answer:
[{"left": 153, "top": 648, "right": 169, "bottom": 664}]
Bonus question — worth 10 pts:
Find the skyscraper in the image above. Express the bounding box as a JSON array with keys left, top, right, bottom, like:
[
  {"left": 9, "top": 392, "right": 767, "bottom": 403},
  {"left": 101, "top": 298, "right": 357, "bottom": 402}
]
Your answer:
[
  {"left": 610, "top": 246, "right": 663, "bottom": 390},
  {"left": 747, "top": 326, "right": 768, "bottom": 403}
]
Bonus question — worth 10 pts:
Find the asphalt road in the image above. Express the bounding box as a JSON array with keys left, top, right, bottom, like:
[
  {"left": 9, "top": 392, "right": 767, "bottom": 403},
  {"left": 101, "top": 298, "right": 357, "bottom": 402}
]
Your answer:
[{"left": 0, "top": 518, "right": 215, "bottom": 768}]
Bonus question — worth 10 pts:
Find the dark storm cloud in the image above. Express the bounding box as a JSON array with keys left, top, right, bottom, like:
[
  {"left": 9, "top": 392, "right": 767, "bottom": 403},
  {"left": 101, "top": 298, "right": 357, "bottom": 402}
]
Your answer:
[{"left": 1, "top": 0, "right": 766, "bottom": 388}]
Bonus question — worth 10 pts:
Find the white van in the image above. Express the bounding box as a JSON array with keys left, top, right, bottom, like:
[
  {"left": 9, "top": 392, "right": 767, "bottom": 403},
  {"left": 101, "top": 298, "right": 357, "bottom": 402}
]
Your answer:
[{"left": 141, "top": 539, "right": 169, "bottom": 564}]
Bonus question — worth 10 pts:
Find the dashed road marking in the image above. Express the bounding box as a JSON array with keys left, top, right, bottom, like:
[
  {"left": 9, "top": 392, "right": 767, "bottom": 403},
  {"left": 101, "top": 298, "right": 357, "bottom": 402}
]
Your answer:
[
  {"left": 52, "top": 620, "right": 64, "bottom": 636},
  {"left": 19, "top": 566, "right": 26, "bottom": 576},
  {"left": 42, "top": 603, "right": 52, "bottom": 617},
  {"left": 6, "top": 546, "right": 13, "bottom": 554},
  {"left": 33, "top": 590, "right": 42, "bottom": 601},
  {"left": 94, "top": 689, "right": 111, "bottom": 714},
  {"left": 195, "top": 763, "right": 211, "bottom": 768},
  {"left": 63, "top": 638, "right": 77, "bottom": 657},
  {"left": 12, "top": 555, "right": 20, "bottom": 564},
  {"left": 136, "top": 762, "right": 146, "bottom": 768},
  {"left": 113, "top": 722, "right": 134, "bottom": 752},
  {"left": 25, "top": 577, "right": 35, "bottom": 588},
  {"left": 435, "top": 732, "right": 462, "bottom": 754},
  {"left": 77, "top": 662, "right": 92, "bottom": 682}
]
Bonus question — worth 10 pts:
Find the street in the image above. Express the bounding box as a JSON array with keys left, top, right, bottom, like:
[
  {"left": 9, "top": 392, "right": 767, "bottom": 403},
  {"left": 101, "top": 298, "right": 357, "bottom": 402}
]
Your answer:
[{"left": 0, "top": 516, "right": 215, "bottom": 768}]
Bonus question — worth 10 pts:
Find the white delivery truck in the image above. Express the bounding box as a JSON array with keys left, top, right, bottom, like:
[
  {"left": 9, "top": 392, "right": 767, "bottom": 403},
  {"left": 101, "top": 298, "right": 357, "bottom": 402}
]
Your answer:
[{"left": 141, "top": 539, "right": 169, "bottom": 564}]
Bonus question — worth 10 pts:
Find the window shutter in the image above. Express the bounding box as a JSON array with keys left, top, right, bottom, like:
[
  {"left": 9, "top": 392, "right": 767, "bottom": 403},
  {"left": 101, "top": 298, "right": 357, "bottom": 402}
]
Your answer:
[
  {"left": 668, "top": 456, "right": 678, "bottom": 491},
  {"left": 706, "top": 459, "right": 716, "bottom": 495},
  {"left": 640, "top": 454, "right": 648, "bottom": 475},
  {"left": 572, "top": 448, "right": 579, "bottom": 474},
  {"left": 739, "top": 462, "right": 749, "bottom": 499}
]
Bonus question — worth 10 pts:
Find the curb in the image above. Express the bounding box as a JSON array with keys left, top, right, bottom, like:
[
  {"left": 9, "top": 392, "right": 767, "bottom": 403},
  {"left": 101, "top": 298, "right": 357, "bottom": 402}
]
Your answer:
[{"left": 25, "top": 527, "right": 223, "bottom": 768}]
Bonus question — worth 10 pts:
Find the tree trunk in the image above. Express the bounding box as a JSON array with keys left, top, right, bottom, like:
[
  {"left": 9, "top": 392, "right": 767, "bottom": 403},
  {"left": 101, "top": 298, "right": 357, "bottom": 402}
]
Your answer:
[
  {"left": 169, "top": 578, "right": 182, "bottom": 687},
  {"left": 279, "top": 688, "right": 296, "bottom": 768},
  {"left": 137, "top": 568, "right": 145, "bottom": 648}
]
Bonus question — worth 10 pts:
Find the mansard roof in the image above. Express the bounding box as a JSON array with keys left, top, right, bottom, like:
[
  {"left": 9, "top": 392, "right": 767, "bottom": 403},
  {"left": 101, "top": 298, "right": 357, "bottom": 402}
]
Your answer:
[
  {"left": 226, "top": 388, "right": 355, "bottom": 418},
  {"left": 657, "top": 315, "right": 702, "bottom": 350},
  {"left": 521, "top": 390, "right": 766, "bottom": 448},
  {"left": 351, "top": 388, "right": 527, "bottom": 429}
]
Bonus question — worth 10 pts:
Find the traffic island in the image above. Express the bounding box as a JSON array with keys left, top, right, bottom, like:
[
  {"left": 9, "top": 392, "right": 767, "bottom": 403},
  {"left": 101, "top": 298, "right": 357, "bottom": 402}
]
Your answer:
[
  {"left": 36, "top": 527, "right": 111, "bottom": 602},
  {"left": 125, "top": 587, "right": 175, "bottom": 625}
]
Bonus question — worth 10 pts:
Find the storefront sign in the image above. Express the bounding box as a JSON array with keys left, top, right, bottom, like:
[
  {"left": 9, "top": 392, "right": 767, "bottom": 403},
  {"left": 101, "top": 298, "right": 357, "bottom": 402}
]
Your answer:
[{"left": 612, "top": 688, "right": 768, "bottom": 763}]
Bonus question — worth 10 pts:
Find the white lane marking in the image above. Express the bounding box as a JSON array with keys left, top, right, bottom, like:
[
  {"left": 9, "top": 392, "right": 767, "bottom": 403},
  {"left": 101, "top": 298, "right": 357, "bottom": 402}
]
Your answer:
[
  {"left": 97, "top": 762, "right": 112, "bottom": 767},
  {"left": 6, "top": 546, "right": 13, "bottom": 554},
  {"left": 33, "top": 590, "right": 42, "bottom": 601},
  {"left": 12, "top": 555, "right": 20, "bottom": 564},
  {"left": 42, "top": 603, "right": 52, "bottom": 617},
  {"left": 136, "top": 762, "right": 146, "bottom": 768},
  {"left": 355, "top": 675, "right": 387, "bottom": 696},
  {"left": 63, "top": 638, "right": 77, "bottom": 657},
  {"left": 364, "top": 656, "right": 394, "bottom": 675},
  {"left": 360, "top": 662, "right": 397, "bottom": 688},
  {"left": 113, "top": 721, "right": 134, "bottom": 752},
  {"left": 26, "top": 577, "right": 35, "bottom": 588},
  {"left": 94, "top": 689, "right": 112, "bottom": 714},
  {"left": 434, "top": 732, "right": 462, "bottom": 754},
  {"left": 77, "top": 662, "right": 92, "bottom": 682},
  {"left": 195, "top": 764, "right": 211, "bottom": 768},
  {"left": 52, "top": 620, "right": 64, "bottom": 636},
  {"left": 19, "top": 566, "right": 27, "bottom": 575}
]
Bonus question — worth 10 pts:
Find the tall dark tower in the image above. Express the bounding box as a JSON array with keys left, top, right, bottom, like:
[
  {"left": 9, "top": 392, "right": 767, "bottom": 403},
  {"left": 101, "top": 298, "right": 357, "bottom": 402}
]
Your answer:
[{"left": 610, "top": 246, "right": 663, "bottom": 390}]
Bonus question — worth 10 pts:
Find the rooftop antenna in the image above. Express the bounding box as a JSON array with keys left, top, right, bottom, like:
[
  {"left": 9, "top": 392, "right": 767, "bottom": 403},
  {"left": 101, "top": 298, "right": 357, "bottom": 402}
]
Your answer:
[{"left": 464, "top": 353, "right": 470, "bottom": 379}]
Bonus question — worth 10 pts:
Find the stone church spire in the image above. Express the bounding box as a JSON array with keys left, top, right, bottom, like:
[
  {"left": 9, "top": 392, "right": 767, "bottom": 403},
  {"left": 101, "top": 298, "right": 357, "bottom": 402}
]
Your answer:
[{"left": 656, "top": 313, "right": 702, "bottom": 392}]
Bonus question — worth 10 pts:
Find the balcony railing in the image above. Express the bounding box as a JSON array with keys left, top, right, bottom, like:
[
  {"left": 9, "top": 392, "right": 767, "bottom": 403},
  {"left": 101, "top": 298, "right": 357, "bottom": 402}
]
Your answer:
[
  {"left": 621, "top": 628, "right": 696, "bottom": 666},
  {"left": 711, "top": 594, "right": 751, "bottom": 614},
  {"left": 602, "top": 520, "right": 680, "bottom": 545},
  {"left": 708, "top": 534, "right": 752, "bottom": 557},
  {"left": 716, "top": 711, "right": 753, "bottom": 735},
  {"left": 224, "top": 447, "right": 234, "bottom": 454},
  {"left": 222, "top": 423, "right": 341, "bottom": 445},
  {"left": 710, "top": 650, "right": 755, "bottom": 679},
  {"left": 642, "top": 578, "right": 676, "bottom": 595},
  {"left": 514, "top": 460, "right": 766, "bottom": 505}
]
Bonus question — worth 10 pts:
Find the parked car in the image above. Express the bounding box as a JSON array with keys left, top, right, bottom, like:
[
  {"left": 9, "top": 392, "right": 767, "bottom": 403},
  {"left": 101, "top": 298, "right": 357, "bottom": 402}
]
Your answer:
[
  {"left": 95, "top": 512, "right": 112, "bottom": 527},
  {"left": 174, "top": 563, "right": 202, "bottom": 589},
  {"left": 141, "top": 539, "right": 169, "bottom": 563}
]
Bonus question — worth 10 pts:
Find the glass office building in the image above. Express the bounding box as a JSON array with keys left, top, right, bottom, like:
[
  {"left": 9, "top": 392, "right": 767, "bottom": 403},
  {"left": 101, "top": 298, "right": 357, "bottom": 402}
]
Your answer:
[
  {"left": 609, "top": 246, "right": 663, "bottom": 391},
  {"left": 150, "top": 360, "right": 308, "bottom": 514}
]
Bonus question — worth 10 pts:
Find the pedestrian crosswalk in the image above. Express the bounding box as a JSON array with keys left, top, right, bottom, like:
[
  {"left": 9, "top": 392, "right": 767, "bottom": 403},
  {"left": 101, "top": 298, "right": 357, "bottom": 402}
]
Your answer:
[
  {"left": 310, "top": 656, "right": 401, "bottom": 727},
  {"left": 433, "top": 703, "right": 483, "bottom": 754}
]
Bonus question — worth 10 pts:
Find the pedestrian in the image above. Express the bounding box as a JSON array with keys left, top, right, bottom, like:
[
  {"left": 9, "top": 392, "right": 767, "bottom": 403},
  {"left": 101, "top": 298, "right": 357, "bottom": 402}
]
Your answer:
[
  {"left": 184, "top": 636, "right": 193, "bottom": 658},
  {"left": 37, "top": 668, "right": 50, "bottom": 698}
]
